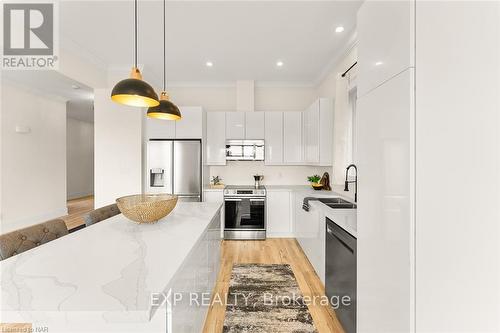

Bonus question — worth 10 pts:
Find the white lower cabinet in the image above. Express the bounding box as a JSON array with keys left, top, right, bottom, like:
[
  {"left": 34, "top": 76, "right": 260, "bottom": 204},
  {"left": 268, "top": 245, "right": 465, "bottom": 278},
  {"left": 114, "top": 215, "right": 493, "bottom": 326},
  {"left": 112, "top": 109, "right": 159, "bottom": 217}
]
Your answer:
[
  {"left": 169, "top": 210, "right": 221, "bottom": 333},
  {"left": 266, "top": 191, "right": 292, "bottom": 237},
  {"left": 294, "top": 192, "right": 326, "bottom": 284},
  {"left": 203, "top": 190, "right": 223, "bottom": 203},
  {"left": 203, "top": 190, "right": 224, "bottom": 238}
]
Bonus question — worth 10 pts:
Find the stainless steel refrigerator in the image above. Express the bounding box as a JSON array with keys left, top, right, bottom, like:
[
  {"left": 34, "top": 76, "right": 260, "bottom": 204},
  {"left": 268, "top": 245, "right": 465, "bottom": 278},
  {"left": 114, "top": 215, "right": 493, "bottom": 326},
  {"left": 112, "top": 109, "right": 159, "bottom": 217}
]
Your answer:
[{"left": 146, "top": 139, "right": 202, "bottom": 202}]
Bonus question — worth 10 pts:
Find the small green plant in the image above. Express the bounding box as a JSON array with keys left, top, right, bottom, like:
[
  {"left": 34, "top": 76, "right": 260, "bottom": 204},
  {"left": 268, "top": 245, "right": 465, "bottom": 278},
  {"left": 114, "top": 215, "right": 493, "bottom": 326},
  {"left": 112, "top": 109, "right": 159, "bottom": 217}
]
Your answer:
[
  {"left": 211, "top": 176, "right": 222, "bottom": 185},
  {"left": 307, "top": 175, "right": 321, "bottom": 184}
]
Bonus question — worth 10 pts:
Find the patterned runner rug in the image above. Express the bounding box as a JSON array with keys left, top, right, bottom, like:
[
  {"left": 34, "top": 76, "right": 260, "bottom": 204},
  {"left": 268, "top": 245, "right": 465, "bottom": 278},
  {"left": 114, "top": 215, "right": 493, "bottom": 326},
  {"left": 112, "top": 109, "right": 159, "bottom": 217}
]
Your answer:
[{"left": 223, "top": 263, "right": 317, "bottom": 333}]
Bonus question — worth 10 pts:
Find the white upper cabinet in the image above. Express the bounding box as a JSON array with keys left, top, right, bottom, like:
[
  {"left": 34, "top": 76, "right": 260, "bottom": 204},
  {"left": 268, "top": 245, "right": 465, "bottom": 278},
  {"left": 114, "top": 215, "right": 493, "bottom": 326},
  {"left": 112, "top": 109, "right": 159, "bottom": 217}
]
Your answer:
[
  {"left": 225, "top": 112, "right": 245, "bottom": 140},
  {"left": 283, "top": 112, "right": 303, "bottom": 164},
  {"left": 145, "top": 116, "right": 176, "bottom": 140},
  {"left": 147, "top": 107, "right": 203, "bottom": 140},
  {"left": 264, "top": 112, "right": 283, "bottom": 165},
  {"left": 302, "top": 98, "right": 333, "bottom": 166},
  {"left": 303, "top": 100, "right": 320, "bottom": 164},
  {"left": 245, "top": 112, "right": 265, "bottom": 139},
  {"left": 206, "top": 112, "right": 226, "bottom": 165},
  {"left": 357, "top": 0, "right": 415, "bottom": 98},
  {"left": 175, "top": 107, "right": 203, "bottom": 139}
]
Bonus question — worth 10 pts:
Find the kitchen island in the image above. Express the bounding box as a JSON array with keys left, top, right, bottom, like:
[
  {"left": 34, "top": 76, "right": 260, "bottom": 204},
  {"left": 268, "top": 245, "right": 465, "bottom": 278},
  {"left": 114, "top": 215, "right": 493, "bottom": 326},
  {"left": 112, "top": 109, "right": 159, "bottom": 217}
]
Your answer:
[{"left": 0, "top": 202, "right": 222, "bottom": 333}]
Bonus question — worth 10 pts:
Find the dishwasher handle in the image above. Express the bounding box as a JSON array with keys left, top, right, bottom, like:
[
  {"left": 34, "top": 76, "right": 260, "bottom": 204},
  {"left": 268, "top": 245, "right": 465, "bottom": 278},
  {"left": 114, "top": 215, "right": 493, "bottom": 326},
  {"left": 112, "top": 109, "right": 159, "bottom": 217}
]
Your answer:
[{"left": 327, "top": 225, "right": 354, "bottom": 254}]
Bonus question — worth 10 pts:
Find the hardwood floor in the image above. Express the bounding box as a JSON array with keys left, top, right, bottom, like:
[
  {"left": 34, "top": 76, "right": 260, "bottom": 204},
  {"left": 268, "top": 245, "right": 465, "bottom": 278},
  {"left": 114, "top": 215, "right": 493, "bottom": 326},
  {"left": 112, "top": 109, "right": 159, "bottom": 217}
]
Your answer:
[
  {"left": 203, "top": 238, "right": 345, "bottom": 333},
  {"left": 60, "top": 196, "right": 94, "bottom": 230}
]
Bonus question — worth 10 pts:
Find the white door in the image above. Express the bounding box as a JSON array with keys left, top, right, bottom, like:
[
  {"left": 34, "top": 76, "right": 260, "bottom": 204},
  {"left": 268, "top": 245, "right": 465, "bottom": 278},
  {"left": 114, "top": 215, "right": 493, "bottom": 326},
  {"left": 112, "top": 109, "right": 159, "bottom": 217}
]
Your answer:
[
  {"left": 283, "top": 112, "right": 303, "bottom": 164},
  {"left": 357, "top": 69, "right": 414, "bottom": 333},
  {"left": 264, "top": 112, "right": 283, "bottom": 165},
  {"left": 206, "top": 112, "right": 226, "bottom": 165},
  {"left": 245, "top": 112, "right": 265, "bottom": 139},
  {"left": 225, "top": 112, "right": 245, "bottom": 139},
  {"left": 175, "top": 107, "right": 203, "bottom": 139}
]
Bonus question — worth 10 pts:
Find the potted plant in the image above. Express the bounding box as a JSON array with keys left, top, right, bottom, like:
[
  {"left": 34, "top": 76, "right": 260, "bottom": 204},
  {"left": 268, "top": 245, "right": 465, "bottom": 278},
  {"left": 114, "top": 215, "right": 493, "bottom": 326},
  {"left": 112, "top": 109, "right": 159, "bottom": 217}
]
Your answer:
[
  {"left": 211, "top": 176, "right": 224, "bottom": 188},
  {"left": 307, "top": 175, "right": 323, "bottom": 190}
]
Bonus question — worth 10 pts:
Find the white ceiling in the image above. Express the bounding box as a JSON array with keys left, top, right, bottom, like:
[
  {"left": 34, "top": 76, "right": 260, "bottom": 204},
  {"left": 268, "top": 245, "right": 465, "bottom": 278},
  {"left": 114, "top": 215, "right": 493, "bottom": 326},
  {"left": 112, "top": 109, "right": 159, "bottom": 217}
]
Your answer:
[
  {"left": 60, "top": 1, "right": 362, "bottom": 86},
  {"left": 3, "top": 70, "right": 94, "bottom": 122},
  {"left": 3, "top": 70, "right": 94, "bottom": 101}
]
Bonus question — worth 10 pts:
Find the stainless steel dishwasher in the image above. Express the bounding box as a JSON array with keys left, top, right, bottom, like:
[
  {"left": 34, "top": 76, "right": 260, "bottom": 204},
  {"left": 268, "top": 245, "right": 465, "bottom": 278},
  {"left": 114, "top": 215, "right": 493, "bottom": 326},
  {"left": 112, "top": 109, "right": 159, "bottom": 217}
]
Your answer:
[{"left": 326, "top": 217, "right": 357, "bottom": 333}]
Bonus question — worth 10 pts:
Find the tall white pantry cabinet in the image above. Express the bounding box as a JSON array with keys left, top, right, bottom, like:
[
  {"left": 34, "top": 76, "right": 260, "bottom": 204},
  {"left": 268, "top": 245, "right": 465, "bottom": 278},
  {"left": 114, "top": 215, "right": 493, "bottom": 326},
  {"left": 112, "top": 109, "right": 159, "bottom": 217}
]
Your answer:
[{"left": 356, "top": 1, "right": 499, "bottom": 332}]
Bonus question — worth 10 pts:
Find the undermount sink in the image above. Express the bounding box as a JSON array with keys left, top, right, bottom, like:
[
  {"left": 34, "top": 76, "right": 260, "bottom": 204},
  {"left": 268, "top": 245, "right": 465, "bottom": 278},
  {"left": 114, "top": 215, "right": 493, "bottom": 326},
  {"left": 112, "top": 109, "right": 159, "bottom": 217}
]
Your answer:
[{"left": 318, "top": 197, "right": 357, "bottom": 209}]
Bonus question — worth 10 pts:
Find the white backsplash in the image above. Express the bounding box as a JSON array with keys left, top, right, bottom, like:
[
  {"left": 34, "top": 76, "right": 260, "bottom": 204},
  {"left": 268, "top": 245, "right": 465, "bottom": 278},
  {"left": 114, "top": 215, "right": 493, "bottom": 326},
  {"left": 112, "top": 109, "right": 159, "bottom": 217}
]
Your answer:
[{"left": 209, "top": 161, "right": 332, "bottom": 186}]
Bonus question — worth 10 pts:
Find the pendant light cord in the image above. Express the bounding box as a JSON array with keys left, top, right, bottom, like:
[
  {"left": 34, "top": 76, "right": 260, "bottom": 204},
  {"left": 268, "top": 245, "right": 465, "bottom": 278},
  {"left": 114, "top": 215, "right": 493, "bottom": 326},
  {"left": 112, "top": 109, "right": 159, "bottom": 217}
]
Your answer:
[
  {"left": 163, "top": 0, "right": 167, "bottom": 91},
  {"left": 134, "top": 0, "right": 138, "bottom": 68}
]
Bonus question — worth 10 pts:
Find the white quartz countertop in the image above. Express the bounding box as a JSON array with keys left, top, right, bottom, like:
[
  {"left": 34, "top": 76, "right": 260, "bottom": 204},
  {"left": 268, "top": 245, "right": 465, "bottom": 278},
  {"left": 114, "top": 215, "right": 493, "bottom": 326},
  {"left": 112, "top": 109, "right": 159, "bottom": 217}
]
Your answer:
[
  {"left": 202, "top": 185, "right": 224, "bottom": 192},
  {"left": 310, "top": 201, "right": 357, "bottom": 237},
  {"left": 202, "top": 184, "right": 356, "bottom": 202},
  {"left": 0, "top": 202, "right": 222, "bottom": 325}
]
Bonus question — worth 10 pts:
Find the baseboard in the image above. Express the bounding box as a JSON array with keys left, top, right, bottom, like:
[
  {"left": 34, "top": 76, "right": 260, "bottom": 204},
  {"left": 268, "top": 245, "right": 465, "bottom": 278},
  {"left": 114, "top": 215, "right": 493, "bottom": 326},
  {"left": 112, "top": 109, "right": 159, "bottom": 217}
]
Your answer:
[
  {"left": 267, "top": 233, "right": 295, "bottom": 238},
  {"left": 67, "top": 191, "right": 94, "bottom": 201}
]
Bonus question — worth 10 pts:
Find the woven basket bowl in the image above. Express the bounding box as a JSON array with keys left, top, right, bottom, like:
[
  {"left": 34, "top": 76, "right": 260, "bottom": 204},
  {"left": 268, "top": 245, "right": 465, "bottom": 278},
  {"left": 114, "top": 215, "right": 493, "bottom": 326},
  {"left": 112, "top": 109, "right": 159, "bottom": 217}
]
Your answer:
[{"left": 116, "top": 194, "right": 178, "bottom": 224}]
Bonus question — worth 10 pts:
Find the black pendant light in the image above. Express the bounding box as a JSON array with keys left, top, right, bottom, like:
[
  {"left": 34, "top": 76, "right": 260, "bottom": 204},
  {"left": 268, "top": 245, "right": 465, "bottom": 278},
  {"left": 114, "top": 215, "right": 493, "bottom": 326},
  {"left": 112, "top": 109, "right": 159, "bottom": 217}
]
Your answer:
[
  {"left": 111, "top": 0, "right": 159, "bottom": 107},
  {"left": 147, "top": 0, "right": 181, "bottom": 120}
]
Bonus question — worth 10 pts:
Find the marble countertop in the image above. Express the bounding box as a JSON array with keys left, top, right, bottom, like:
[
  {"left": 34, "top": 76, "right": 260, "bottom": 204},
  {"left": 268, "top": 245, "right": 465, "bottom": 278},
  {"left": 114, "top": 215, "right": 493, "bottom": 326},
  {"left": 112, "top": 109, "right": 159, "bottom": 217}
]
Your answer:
[
  {"left": 203, "top": 184, "right": 356, "bottom": 200},
  {"left": 0, "top": 202, "right": 222, "bottom": 326},
  {"left": 203, "top": 185, "right": 224, "bottom": 192}
]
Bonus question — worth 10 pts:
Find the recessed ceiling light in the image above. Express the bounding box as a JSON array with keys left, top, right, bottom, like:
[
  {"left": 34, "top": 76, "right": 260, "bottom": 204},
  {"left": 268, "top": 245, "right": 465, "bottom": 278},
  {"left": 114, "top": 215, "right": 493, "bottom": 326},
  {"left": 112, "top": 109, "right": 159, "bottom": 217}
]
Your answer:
[
  {"left": 335, "top": 26, "right": 345, "bottom": 33},
  {"left": 375, "top": 61, "right": 384, "bottom": 66},
  {"left": 206, "top": 61, "right": 213, "bottom": 67},
  {"left": 276, "top": 61, "right": 284, "bottom": 67},
  {"left": 71, "top": 84, "right": 80, "bottom": 90}
]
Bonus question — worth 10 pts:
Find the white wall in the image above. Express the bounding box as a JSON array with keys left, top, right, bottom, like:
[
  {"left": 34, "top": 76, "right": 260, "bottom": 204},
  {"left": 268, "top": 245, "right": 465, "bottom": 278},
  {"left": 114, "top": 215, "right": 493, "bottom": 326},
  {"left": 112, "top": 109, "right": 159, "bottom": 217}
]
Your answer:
[
  {"left": 166, "top": 83, "right": 320, "bottom": 185},
  {"left": 316, "top": 45, "right": 358, "bottom": 184},
  {"left": 1, "top": 83, "right": 67, "bottom": 233},
  {"left": 209, "top": 161, "right": 331, "bottom": 186},
  {"left": 168, "top": 83, "right": 316, "bottom": 112},
  {"left": 93, "top": 88, "right": 142, "bottom": 208},
  {"left": 416, "top": 1, "right": 499, "bottom": 331},
  {"left": 67, "top": 116, "right": 94, "bottom": 200}
]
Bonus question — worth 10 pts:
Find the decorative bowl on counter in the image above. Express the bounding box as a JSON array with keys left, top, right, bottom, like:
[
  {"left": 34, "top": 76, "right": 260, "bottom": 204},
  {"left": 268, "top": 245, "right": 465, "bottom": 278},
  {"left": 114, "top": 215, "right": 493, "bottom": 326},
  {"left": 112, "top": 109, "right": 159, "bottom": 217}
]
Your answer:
[
  {"left": 116, "top": 194, "right": 178, "bottom": 224},
  {"left": 311, "top": 183, "right": 324, "bottom": 191}
]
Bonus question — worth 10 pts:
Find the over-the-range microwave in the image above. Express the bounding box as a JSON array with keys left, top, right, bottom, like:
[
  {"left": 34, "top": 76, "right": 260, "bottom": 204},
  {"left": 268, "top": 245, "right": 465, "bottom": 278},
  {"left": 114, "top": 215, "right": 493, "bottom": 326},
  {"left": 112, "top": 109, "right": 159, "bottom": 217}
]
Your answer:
[{"left": 226, "top": 140, "right": 265, "bottom": 161}]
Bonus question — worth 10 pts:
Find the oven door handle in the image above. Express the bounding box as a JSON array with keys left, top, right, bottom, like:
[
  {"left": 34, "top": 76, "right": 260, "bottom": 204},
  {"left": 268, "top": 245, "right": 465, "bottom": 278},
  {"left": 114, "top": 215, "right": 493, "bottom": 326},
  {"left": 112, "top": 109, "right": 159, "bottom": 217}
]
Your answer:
[
  {"left": 224, "top": 198, "right": 242, "bottom": 202},
  {"left": 249, "top": 198, "right": 265, "bottom": 202}
]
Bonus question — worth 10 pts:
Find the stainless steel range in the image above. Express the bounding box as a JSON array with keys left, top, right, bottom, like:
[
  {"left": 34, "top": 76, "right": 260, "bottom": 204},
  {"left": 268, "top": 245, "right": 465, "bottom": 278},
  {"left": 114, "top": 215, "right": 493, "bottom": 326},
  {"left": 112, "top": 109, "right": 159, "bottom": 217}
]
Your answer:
[{"left": 224, "top": 185, "right": 266, "bottom": 240}]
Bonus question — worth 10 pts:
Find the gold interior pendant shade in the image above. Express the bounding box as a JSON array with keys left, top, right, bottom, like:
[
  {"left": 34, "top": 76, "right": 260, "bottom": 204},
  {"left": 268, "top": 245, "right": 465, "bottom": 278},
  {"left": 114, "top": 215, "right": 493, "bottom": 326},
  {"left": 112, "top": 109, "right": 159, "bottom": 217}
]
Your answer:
[
  {"left": 147, "top": 92, "right": 181, "bottom": 120},
  {"left": 111, "top": 67, "right": 159, "bottom": 107},
  {"left": 146, "top": 0, "right": 181, "bottom": 120},
  {"left": 110, "top": 0, "right": 159, "bottom": 108}
]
